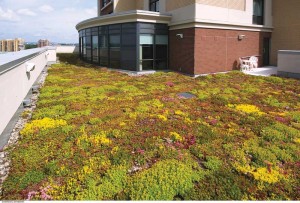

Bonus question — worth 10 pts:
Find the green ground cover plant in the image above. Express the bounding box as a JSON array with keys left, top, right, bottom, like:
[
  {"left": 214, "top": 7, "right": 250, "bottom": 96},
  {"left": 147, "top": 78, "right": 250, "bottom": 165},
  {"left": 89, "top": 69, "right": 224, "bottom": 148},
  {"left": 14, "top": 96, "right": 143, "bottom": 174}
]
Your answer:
[{"left": 1, "top": 54, "right": 300, "bottom": 200}]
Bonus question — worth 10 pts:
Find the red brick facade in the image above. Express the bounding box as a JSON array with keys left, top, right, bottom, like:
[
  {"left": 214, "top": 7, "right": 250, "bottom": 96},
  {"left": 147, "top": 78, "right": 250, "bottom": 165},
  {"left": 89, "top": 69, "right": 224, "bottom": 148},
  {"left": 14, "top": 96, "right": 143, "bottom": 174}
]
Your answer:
[
  {"left": 169, "top": 28, "right": 271, "bottom": 75},
  {"left": 169, "top": 28, "right": 196, "bottom": 74}
]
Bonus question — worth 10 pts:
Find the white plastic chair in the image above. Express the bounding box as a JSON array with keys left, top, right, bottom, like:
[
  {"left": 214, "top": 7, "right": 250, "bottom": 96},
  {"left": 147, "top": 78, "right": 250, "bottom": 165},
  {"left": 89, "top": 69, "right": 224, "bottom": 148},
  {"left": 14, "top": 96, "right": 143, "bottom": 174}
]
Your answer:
[
  {"left": 239, "top": 58, "right": 250, "bottom": 71},
  {"left": 249, "top": 56, "right": 258, "bottom": 70}
]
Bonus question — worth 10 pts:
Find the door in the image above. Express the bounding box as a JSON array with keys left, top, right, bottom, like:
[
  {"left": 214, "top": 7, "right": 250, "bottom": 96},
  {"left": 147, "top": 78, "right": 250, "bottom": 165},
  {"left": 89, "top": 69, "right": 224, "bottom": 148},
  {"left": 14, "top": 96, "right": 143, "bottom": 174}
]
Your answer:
[{"left": 263, "top": 38, "right": 270, "bottom": 66}]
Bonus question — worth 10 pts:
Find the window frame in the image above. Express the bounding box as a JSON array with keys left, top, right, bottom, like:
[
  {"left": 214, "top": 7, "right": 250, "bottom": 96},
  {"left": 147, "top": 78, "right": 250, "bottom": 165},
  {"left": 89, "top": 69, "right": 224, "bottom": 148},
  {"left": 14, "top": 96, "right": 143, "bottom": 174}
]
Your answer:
[
  {"left": 149, "top": 0, "right": 160, "bottom": 12},
  {"left": 253, "top": 0, "right": 264, "bottom": 25}
]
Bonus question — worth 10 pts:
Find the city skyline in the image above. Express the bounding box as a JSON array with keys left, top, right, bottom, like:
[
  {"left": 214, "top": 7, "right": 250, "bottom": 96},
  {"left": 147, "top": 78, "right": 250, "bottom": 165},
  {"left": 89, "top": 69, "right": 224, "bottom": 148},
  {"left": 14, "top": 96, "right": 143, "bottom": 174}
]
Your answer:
[{"left": 0, "top": 0, "right": 97, "bottom": 43}]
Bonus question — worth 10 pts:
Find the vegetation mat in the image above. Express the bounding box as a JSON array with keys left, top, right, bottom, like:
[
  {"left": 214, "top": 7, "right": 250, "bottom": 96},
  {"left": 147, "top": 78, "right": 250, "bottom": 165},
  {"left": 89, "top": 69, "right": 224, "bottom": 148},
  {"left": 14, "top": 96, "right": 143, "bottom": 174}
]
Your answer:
[{"left": 2, "top": 54, "right": 300, "bottom": 200}]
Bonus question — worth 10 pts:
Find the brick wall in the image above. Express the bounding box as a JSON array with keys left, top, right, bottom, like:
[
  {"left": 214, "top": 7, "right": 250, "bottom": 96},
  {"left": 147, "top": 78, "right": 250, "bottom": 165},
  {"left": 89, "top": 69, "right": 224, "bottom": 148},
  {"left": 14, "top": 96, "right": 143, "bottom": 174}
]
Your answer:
[
  {"left": 169, "top": 28, "right": 196, "bottom": 74},
  {"left": 169, "top": 27, "right": 271, "bottom": 75}
]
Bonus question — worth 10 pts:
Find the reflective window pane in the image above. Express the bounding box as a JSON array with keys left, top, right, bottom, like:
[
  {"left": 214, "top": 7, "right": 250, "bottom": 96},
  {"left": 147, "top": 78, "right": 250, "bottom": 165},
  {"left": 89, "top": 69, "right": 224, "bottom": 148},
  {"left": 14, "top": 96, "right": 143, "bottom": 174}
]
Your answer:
[
  {"left": 110, "top": 47, "right": 120, "bottom": 69},
  {"left": 141, "top": 60, "right": 154, "bottom": 70},
  {"left": 79, "top": 23, "right": 169, "bottom": 71},
  {"left": 109, "top": 35, "right": 120, "bottom": 47},
  {"left": 100, "top": 35, "right": 108, "bottom": 66},
  {"left": 100, "top": 35, "right": 108, "bottom": 48},
  {"left": 83, "top": 37, "right": 87, "bottom": 59},
  {"left": 156, "top": 45, "right": 167, "bottom": 59},
  {"left": 92, "top": 36, "right": 98, "bottom": 63},
  {"left": 140, "top": 34, "right": 154, "bottom": 70},
  {"left": 85, "top": 36, "right": 92, "bottom": 61},
  {"left": 140, "top": 35, "right": 154, "bottom": 44},
  {"left": 156, "top": 35, "right": 168, "bottom": 45},
  {"left": 253, "top": 0, "right": 264, "bottom": 25},
  {"left": 141, "top": 46, "right": 153, "bottom": 59},
  {"left": 155, "top": 60, "right": 167, "bottom": 70}
]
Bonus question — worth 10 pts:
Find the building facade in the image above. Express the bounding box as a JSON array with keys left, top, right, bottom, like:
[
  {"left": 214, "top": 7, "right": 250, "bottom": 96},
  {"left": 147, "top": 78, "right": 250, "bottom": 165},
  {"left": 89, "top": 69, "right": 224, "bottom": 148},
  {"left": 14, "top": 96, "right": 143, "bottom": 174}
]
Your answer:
[
  {"left": 0, "top": 38, "right": 25, "bottom": 52},
  {"left": 270, "top": 0, "right": 300, "bottom": 66},
  {"left": 76, "top": 0, "right": 274, "bottom": 75},
  {"left": 38, "top": 39, "right": 50, "bottom": 48}
]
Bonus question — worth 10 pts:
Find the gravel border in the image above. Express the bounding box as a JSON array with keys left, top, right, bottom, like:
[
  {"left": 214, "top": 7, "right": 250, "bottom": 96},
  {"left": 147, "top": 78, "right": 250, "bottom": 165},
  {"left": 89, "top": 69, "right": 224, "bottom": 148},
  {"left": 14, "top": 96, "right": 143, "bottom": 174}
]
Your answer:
[{"left": 0, "top": 68, "right": 49, "bottom": 197}]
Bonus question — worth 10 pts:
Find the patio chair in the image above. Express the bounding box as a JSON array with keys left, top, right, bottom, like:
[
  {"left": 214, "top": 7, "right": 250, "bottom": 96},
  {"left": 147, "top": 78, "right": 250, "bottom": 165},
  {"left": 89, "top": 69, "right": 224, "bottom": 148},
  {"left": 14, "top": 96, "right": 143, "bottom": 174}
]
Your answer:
[
  {"left": 249, "top": 56, "right": 258, "bottom": 70},
  {"left": 239, "top": 58, "right": 250, "bottom": 71}
]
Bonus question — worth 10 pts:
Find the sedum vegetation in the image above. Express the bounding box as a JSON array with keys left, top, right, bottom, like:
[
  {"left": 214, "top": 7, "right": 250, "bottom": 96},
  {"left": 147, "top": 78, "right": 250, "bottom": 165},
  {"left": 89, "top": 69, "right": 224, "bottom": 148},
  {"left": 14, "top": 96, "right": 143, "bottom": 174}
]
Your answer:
[{"left": 2, "top": 54, "right": 300, "bottom": 200}]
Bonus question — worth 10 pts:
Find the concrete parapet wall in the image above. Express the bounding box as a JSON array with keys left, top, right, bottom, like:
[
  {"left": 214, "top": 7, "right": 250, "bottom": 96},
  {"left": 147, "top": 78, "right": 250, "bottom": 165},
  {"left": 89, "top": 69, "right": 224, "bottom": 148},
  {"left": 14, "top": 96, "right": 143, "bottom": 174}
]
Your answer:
[
  {"left": 0, "top": 47, "right": 56, "bottom": 138},
  {"left": 56, "top": 46, "right": 79, "bottom": 54},
  {"left": 278, "top": 50, "right": 300, "bottom": 79}
]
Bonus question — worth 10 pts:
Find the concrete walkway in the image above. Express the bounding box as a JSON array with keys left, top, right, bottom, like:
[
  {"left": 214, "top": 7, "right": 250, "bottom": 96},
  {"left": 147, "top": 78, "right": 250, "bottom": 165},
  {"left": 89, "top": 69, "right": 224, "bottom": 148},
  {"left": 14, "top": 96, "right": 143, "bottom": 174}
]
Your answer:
[{"left": 243, "top": 66, "right": 278, "bottom": 77}]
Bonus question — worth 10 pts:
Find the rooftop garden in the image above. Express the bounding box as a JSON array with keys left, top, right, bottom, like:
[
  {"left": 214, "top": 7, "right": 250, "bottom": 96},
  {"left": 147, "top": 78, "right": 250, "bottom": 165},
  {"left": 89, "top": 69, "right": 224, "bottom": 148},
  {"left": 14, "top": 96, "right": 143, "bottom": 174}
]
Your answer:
[{"left": 2, "top": 54, "right": 300, "bottom": 200}]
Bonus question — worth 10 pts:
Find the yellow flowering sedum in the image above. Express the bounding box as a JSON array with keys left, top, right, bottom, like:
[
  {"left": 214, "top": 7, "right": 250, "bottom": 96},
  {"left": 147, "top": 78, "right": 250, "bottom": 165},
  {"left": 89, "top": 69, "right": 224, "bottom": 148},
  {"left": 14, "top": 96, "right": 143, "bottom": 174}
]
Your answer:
[
  {"left": 21, "top": 118, "right": 67, "bottom": 136},
  {"left": 76, "top": 130, "right": 111, "bottom": 147},
  {"left": 228, "top": 104, "right": 265, "bottom": 116},
  {"left": 294, "top": 138, "right": 300, "bottom": 144},
  {"left": 119, "top": 122, "right": 126, "bottom": 127},
  {"left": 91, "top": 132, "right": 111, "bottom": 145},
  {"left": 235, "top": 164, "right": 284, "bottom": 184},
  {"left": 111, "top": 146, "right": 119, "bottom": 154},
  {"left": 175, "top": 110, "right": 187, "bottom": 117},
  {"left": 157, "top": 114, "right": 168, "bottom": 121},
  {"left": 252, "top": 167, "right": 282, "bottom": 184},
  {"left": 170, "top": 132, "right": 183, "bottom": 142}
]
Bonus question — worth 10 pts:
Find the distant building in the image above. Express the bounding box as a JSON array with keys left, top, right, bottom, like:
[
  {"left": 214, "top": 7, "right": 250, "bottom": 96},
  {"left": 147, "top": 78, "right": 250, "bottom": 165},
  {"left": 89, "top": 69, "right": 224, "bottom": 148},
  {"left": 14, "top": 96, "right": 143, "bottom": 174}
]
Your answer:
[
  {"left": 0, "top": 38, "right": 25, "bottom": 52},
  {"left": 38, "top": 39, "right": 50, "bottom": 48}
]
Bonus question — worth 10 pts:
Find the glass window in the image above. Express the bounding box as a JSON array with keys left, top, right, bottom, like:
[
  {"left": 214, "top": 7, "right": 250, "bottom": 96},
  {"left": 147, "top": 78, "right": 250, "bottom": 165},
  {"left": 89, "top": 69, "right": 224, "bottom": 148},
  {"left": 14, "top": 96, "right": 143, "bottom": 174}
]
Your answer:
[
  {"left": 109, "top": 35, "right": 120, "bottom": 47},
  {"left": 92, "top": 36, "right": 99, "bottom": 63},
  {"left": 156, "top": 35, "right": 168, "bottom": 45},
  {"left": 109, "top": 24, "right": 121, "bottom": 30},
  {"left": 140, "top": 35, "right": 154, "bottom": 44},
  {"left": 122, "top": 23, "right": 136, "bottom": 34},
  {"left": 79, "top": 23, "right": 168, "bottom": 71},
  {"left": 253, "top": 0, "right": 264, "bottom": 25},
  {"left": 80, "top": 37, "right": 83, "bottom": 58},
  {"left": 110, "top": 46, "right": 121, "bottom": 69},
  {"left": 155, "top": 35, "right": 168, "bottom": 70},
  {"left": 86, "top": 36, "right": 92, "bottom": 62},
  {"left": 99, "top": 35, "right": 108, "bottom": 67},
  {"left": 100, "top": 35, "right": 108, "bottom": 48},
  {"left": 149, "top": 0, "right": 160, "bottom": 12},
  {"left": 141, "top": 61, "right": 154, "bottom": 70},
  {"left": 92, "top": 27, "right": 99, "bottom": 36},
  {"left": 85, "top": 28, "right": 91, "bottom": 36},
  {"left": 108, "top": 35, "right": 121, "bottom": 69},
  {"left": 122, "top": 34, "right": 136, "bottom": 46},
  {"left": 83, "top": 37, "right": 87, "bottom": 59},
  {"left": 99, "top": 26, "right": 108, "bottom": 35},
  {"left": 139, "top": 34, "right": 154, "bottom": 70}
]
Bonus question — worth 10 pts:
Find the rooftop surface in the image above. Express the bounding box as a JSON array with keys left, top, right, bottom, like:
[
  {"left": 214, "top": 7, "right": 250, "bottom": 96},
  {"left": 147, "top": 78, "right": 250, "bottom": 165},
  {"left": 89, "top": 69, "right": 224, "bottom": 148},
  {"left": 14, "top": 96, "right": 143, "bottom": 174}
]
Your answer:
[{"left": 2, "top": 54, "right": 300, "bottom": 200}]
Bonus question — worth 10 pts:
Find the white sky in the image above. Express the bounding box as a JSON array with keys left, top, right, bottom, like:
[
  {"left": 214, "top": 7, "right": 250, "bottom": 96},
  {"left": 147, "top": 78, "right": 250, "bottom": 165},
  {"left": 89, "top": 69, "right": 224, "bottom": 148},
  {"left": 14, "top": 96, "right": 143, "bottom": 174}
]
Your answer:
[{"left": 0, "top": 0, "right": 97, "bottom": 43}]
